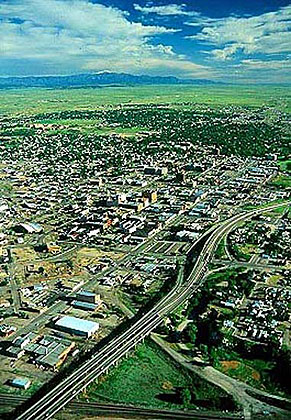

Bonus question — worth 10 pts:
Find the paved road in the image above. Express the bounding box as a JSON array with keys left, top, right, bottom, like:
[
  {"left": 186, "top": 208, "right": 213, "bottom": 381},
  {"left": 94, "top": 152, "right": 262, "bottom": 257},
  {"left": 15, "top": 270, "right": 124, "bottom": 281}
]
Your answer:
[
  {"left": 7, "top": 249, "right": 21, "bottom": 313},
  {"left": 212, "top": 259, "right": 286, "bottom": 271},
  {"left": 14, "top": 201, "right": 290, "bottom": 420},
  {"left": 152, "top": 334, "right": 291, "bottom": 420}
]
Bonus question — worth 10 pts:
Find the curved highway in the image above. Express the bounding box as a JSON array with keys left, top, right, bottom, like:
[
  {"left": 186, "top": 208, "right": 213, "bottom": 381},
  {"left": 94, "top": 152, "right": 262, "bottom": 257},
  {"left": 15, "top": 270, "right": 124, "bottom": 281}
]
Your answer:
[{"left": 14, "top": 202, "right": 289, "bottom": 420}]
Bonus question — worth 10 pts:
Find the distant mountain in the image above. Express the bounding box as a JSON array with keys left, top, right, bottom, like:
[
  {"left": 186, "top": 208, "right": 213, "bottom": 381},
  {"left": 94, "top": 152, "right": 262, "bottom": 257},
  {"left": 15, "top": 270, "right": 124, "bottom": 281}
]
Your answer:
[{"left": 0, "top": 72, "right": 220, "bottom": 88}]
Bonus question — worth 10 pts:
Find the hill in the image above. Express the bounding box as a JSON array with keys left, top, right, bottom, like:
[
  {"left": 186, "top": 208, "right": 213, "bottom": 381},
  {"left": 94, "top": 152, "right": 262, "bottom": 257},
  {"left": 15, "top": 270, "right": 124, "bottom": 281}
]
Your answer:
[{"left": 0, "top": 72, "right": 219, "bottom": 89}]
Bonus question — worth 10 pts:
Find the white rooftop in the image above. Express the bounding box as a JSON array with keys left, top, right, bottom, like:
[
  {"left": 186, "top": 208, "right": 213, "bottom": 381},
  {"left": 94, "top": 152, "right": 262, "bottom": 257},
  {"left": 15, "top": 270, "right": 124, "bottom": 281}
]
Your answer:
[{"left": 55, "top": 316, "right": 99, "bottom": 334}]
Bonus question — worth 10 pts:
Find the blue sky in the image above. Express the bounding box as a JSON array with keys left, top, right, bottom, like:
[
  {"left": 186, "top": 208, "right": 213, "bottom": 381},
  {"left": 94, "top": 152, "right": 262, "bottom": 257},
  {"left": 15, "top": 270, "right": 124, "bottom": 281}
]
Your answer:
[{"left": 0, "top": 0, "right": 290, "bottom": 83}]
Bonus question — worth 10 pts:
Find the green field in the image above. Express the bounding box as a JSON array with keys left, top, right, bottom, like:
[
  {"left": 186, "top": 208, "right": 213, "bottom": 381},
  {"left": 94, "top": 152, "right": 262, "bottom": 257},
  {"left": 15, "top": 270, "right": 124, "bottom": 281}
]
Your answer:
[
  {"left": 242, "top": 200, "right": 288, "bottom": 211},
  {"left": 215, "top": 241, "right": 228, "bottom": 259},
  {"left": 0, "top": 84, "right": 290, "bottom": 116},
  {"left": 279, "top": 159, "right": 291, "bottom": 173},
  {"left": 271, "top": 175, "right": 291, "bottom": 189},
  {"left": 83, "top": 341, "right": 237, "bottom": 411}
]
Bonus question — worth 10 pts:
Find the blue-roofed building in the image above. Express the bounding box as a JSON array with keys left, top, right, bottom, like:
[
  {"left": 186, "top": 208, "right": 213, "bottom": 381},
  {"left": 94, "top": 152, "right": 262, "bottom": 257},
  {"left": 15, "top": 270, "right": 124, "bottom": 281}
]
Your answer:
[
  {"left": 12, "top": 222, "right": 43, "bottom": 234},
  {"left": 71, "top": 300, "right": 99, "bottom": 311},
  {"left": 54, "top": 316, "right": 99, "bottom": 338},
  {"left": 76, "top": 290, "right": 98, "bottom": 304},
  {"left": 10, "top": 377, "right": 31, "bottom": 390}
]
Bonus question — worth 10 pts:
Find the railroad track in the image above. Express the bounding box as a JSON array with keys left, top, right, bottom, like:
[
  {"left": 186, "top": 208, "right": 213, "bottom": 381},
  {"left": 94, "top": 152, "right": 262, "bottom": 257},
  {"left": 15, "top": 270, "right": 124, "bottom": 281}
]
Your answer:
[{"left": 0, "top": 393, "right": 243, "bottom": 420}]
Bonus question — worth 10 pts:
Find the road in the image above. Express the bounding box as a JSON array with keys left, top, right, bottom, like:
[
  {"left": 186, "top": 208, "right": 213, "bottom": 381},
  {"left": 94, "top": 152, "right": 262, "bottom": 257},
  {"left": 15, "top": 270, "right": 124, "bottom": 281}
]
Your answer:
[
  {"left": 212, "top": 259, "right": 286, "bottom": 271},
  {"left": 7, "top": 249, "right": 21, "bottom": 313},
  {"left": 14, "top": 201, "right": 289, "bottom": 420},
  {"left": 151, "top": 334, "right": 291, "bottom": 420}
]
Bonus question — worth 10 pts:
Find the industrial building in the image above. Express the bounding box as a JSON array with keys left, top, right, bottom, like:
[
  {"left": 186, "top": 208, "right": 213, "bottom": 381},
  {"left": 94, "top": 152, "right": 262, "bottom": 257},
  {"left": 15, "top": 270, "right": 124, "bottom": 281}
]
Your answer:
[
  {"left": 76, "top": 290, "right": 98, "bottom": 304},
  {"left": 24, "top": 335, "right": 75, "bottom": 370},
  {"left": 71, "top": 300, "right": 99, "bottom": 311},
  {"left": 9, "top": 378, "right": 31, "bottom": 390},
  {"left": 142, "top": 190, "right": 158, "bottom": 204},
  {"left": 0, "top": 324, "right": 16, "bottom": 337},
  {"left": 144, "top": 166, "right": 168, "bottom": 176},
  {"left": 6, "top": 346, "right": 25, "bottom": 359},
  {"left": 12, "top": 222, "right": 43, "bottom": 234},
  {"left": 54, "top": 316, "right": 99, "bottom": 338}
]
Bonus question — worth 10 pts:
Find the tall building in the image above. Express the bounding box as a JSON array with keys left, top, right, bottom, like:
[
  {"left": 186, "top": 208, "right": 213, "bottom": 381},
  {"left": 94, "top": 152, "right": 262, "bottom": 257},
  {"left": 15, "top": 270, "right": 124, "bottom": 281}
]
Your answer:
[{"left": 142, "top": 190, "right": 158, "bottom": 203}]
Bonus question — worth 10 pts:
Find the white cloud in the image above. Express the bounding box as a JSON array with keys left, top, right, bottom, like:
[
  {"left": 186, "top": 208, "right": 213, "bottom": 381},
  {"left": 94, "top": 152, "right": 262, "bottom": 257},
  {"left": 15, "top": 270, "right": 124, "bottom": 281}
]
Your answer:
[
  {"left": 134, "top": 3, "right": 199, "bottom": 17},
  {"left": 84, "top": 56, "right": 209, "bottom": 77},
  {"left": 212, "top": 45, "right": 241, "bottom": 61},
  {"left": 186, "top": 16, "right": 217, "bottom": 27},
  {"left": 187, "top": 6, "right": 291, "bottom": 60},
  {"left": 239, "top": 59, "right": 291, "bottom": 70},
  {"left": 0, "top": 0, "right": 210, "bottom": 78},
  {"left": 211, "top": 58, "right": 291, "bottom": 84}
]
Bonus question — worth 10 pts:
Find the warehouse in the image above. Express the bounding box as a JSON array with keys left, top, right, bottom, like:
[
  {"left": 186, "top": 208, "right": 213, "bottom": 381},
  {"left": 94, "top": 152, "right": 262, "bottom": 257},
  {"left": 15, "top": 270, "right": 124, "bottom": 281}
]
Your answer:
[
  {"left": 54, "top": 316, "right": 99, "bottom": 338},
  {"left": 71, "top": 300, "right": 99, "bottom": 311},
  {"left": 12, "top": 222, "right": 43, "bottom": 234},
  {"left": 24, "top": 335, "right": 75, "bottom": 370},
  {"left": 9, "top": 378, "right": 31, "bottom": 390},
  {"left": 76, "top": 290, "right": 98, "bottom": 304}
]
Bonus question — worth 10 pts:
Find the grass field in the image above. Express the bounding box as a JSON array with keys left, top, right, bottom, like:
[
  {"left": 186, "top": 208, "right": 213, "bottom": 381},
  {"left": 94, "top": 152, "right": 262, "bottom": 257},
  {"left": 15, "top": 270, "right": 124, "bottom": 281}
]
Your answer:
[
  {"left": 215, "top": 241, "right": 227, "bottom": 259},
  {"left": 83, "top": 341, "right": 236, "bottom": 411},
  {"left": 242, "top": 200, "right": 288, "bottom": 211},
  {"left": 31, "top": 117, "right": 145, "bottom": 135},
  {"left": 279, "top": 159, "right": 291, "bottom": 173},
  {"left": 217, "top": 358, "right": 275, "bottom": 390},
  {"left": 0, "top": 84, "right": 290, "bottom": 116},
  {"left": 271, "top": 175, "right": 291, "bottom": 189}
]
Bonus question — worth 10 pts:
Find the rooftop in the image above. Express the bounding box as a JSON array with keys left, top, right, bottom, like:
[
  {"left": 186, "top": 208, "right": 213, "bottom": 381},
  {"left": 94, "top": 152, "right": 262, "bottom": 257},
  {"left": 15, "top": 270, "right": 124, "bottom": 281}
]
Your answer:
[{"left": 55, "top": 315, "right": 99, "bottom": 334}]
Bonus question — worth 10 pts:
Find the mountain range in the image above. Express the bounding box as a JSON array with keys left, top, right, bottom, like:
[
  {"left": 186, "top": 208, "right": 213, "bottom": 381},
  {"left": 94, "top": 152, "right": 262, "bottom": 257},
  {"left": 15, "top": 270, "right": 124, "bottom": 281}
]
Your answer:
[{"left": 0, "top": 72, "right": 220, "bottom": 88}]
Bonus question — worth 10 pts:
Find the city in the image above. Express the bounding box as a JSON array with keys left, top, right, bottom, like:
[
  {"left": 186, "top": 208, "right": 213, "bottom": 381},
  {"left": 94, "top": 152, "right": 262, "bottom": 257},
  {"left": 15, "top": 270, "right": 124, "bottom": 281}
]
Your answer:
[
  {"left": 0, "top": 0, "right": 291, "bottom": 419},
  {"left": 0, "top": 98, "right": 290, "bottom": 419}
]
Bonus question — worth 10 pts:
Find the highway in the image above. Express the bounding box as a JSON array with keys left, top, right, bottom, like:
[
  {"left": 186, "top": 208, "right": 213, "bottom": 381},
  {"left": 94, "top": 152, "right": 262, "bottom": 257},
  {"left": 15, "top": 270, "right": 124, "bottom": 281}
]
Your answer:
[
  {"left": 14, "top": 201, "right": 289, "bottom": 420},
  {"left": 212, "top": 259, "right": 286, "bottom": 271}
]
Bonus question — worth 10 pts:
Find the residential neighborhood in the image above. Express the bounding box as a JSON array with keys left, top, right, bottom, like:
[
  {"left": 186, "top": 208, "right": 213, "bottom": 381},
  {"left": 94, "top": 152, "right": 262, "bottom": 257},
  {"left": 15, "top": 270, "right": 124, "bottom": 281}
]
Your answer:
[{"left": 0, "top": 101, "right": 290, "bottom": 419}]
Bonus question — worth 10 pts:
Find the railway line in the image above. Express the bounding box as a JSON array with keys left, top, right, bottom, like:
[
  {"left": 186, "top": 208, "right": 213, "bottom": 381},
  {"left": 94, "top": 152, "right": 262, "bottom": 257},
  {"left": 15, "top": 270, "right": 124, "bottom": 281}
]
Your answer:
[{"left": 0, "top": 393, "right": 243, "bottom": 420}]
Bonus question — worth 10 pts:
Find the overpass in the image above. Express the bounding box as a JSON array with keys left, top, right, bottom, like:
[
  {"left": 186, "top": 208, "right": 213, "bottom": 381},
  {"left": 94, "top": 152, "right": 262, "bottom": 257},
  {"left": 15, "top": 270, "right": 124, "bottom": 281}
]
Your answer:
[{"left": 14, "top": 202, "right": 289, "bottom": 420}]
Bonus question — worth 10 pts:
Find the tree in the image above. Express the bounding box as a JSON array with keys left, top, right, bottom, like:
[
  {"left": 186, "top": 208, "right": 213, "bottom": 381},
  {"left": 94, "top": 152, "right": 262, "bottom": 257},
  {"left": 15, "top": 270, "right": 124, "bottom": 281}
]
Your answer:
[
  {"left": 188, "top": 323, "right": 198, "bottom": 344},
  {"left": 181, "top": 387, "right": 192, "bottom": 407}
]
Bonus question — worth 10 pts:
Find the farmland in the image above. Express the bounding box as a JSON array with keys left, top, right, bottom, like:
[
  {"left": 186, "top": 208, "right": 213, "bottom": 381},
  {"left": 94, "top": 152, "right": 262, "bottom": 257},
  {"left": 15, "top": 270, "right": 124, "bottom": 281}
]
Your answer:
[{"left": 0, "top": 84, "right": 290, "bottom": 116}]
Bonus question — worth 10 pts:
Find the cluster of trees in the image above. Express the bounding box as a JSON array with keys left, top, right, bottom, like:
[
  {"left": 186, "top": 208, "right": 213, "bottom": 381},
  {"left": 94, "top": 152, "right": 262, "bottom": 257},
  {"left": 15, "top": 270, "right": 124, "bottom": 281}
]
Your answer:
[
  {"left": 167, "top": 268, "right": 255, "bottom": 356},
  {"left": 168, "top": 266, "right": 291, "bottom": 396},
  {"left": 2, "top": 103, "right": 289, "bottom": 163},
  {"left": 97, "top": 106, "right": 289, "bottom": 157}
]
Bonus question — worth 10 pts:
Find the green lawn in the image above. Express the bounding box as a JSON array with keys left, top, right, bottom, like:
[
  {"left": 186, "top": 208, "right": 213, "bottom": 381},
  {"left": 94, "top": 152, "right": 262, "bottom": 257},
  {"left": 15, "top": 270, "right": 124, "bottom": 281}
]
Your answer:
[
  {"left": 279, "top": 159, "right": 291, "bottom": 173},
  {"left": 235, "top": 243, "right": 259, "bottom": 261},
  {"left": 215, "top": 241, "right": 227, "bottom": 259},
  {"left": 271, "top": 175, "right": 291, "bottom": 189},
  {"left": 214, "top": 352, "right": 275, "bottom": 390},
  {"left": 0, "top": 84, "right": 290, "bottom": 116},
  {"left": 82, "top": 341, "right": 236, "bottom": 411},
  {"left": 85, "top": 341, "right": 190, "bottom": 408}
]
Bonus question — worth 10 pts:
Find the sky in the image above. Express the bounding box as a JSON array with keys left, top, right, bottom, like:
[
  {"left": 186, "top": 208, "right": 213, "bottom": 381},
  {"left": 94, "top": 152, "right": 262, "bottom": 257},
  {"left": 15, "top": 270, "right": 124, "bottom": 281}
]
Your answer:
[{"left": 0, "top": 0, "right": 290, "bottom": 83}]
